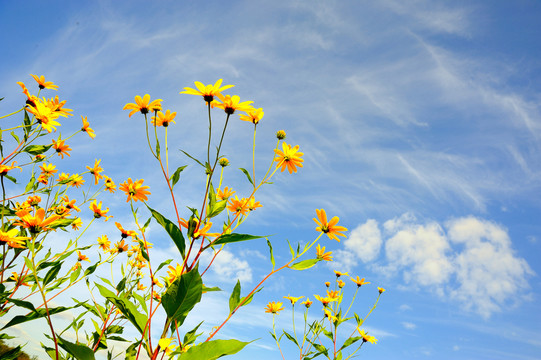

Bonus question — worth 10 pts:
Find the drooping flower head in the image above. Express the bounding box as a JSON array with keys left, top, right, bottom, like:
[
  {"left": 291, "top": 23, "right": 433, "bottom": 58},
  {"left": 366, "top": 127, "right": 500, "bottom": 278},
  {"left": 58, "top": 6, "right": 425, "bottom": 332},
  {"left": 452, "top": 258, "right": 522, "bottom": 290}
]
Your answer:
[
  {"left": 274, "top": 143, "right": 304, "bottom": 174},
  {"left": 86, "top": 159, "right": 104, "bottom": 185},
  {"left": 316, "top": 244, "right": 333, "bottom": 261},
  {"left": 123, "top": 94, "right": 162, "bottom": 117},
  {"left": 52, "top": 138, "right": 71, "bottom": 159},
  {"left": 120, "top": 178, "right": 150, "bottom": 202},
  {"left": 89, "top": 200, "right": 111, "bottom": 221},
  {"left": 0, "top": 161, "right": 21, "bottom": 176},
  {"left": 115, "top": 222, "right": 137, "bottom": 239},
  {"left": 350, "top": 276, "right": 370, "bottom": 287},
  {"left": 240, "top": 107, "right": 264, "bottom": 124},
  {"left": 180, "top": 79, "right": 234, "bottom": 104},
  {"left": 313, "top": 209, "right": 347, "bottom": 242},
  {"left": 81, "top": 116, "right": 95, "bottom": 139},
  {"left": 357, "top": 329, "right": 378, "bottom": 344}
]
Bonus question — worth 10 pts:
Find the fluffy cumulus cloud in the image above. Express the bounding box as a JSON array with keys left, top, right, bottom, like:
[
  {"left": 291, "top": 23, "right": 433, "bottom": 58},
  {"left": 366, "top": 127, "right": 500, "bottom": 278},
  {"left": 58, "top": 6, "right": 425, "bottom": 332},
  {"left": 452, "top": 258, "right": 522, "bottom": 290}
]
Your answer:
[
  {"left": 200, "top": 249, "right": 252, "bottom": 283},
  {"left": 335, "top": 213, "right": 533, "bottom": 317}
]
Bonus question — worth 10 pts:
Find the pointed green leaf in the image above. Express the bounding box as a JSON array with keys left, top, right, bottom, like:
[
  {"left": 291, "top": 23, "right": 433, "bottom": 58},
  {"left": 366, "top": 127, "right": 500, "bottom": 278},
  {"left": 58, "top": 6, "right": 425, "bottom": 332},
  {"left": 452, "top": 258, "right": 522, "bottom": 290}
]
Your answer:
[
  {"left": 43, "top": 262, "right": 61, "bottom": 286},
  {"left": 238, "top": 167, "right": 254, "bottom": 186},
  {"left": 180, "top": 339, "right": 252, "bottom": 360},
  {"left": 22, "top": 144, "right": 52, "bottom": 155},
  {"left": 57, "top": 334, "right": 96, "bottom": 360},
  {"left": 1, "top": 305, "right": 77, "bottom": 330},
  {"left": 161, "top": 265, "right": 202, "bottom": 325},
  {"left": 212, "top": 233, "right": 265, "bottom": 246},
  {"left": 283, "top": 330, "right": 299, "bottom": 346},
  {"left": 170, "top": 165, "right": 187, "bottom": 188},
  {"left": 147, "top": 205, "right": 185, "bottom": 258},
  {"left": 289, "top": 259, "right": 320, "bottom": 270},
  {"left": 228, "top": 280, "right": 241, "bottom": 313},
  {"left": 266, "top": 238, "right": 275, "bottom": 270}
]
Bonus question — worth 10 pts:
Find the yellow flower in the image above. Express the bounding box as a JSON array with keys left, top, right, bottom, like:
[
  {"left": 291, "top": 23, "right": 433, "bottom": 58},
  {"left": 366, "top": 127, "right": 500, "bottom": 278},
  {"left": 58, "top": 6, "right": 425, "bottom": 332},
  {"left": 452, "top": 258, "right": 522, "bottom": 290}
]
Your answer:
[
  {"left": 358, "top": 329, "right": 378, "bottom": 344},
  {"left": 283, "top": 295, "right": 304, "bottom": 305},
  {"left": 326, "top": 290, "right": 340, "bottom": 300},
  {"left": 112, "top": 240, "right": 129, "bottom": 254},
  {"left": 123, "top": 94, "right": 162, "bottom": 117},
  {"left": 115, "top": 222, "right": 137, "bottom": 239},
  {"left": 337, "top": 280, "right": 345, "bottom": 288},
  {"left": 120, "top": 178, "right": 150, "bottom": 202},
  {"left": 227, "top": 196, "right": 248, "bottom": 215},
  {"left": 314, "top": 294, "right": 337, "bottom": 307},
  {"left": 325, "top": 281, "right": 331, "bottom": 287},
  {"left": 166, "top": 263, "right": 184, "bottom": 284},
  {"left": 151, "top": 110, "right": 176, "bottom": 127},
  {"left": 264, "top": 301, "right": 284, "bottom": 314},
  {"left": 68, "top": 174, "right": 85, "bottom": 188},
  {"left": 0, "top": 229, "right": 30, "bottom": 248},
  {"left": 180, "top": 79, "right": 234, "bottom": 104},
  {"left": 71, "top": 218, "right": 83, "bottom": 230},
  {"left": 152, "top": 276, "right": 163, "bottom": 288},
  {"left": 324, "top": 308, "right": 338, "bottom": 322},
  {"left": 103, "top": 176, "right": 117, "bottom": 193},
  {"left": 137, "top": 282, "right": 147, "bottom": 291},
  {"left": 301, "top": 298, "right": 313, "bottom": 308},
  {"left": 89, "top": 200, "right": 111, "bottom": 221},
  {"left": 77, "top": 250, "right": 90, "bottom": 262},
  {"left": 246, "top": 197, "right": 262, "bottom": 211},
  {"left": 313, "top": 209, "right": 347, "bottom": 242},
  {"left": 158, "top": 338, "right": 176, "bottom": 355},
  {"left": 240, "top": 107, "right": 264, "bottom": 124},
  {"left": 316, "top": 244, "right": 333, "bottom": 261},
  {"left": 40, "top": 163, "right": 57, "bottom": 177},
  {"left": 81, "top": 116, "right": 95, "bottom": 139},
  {"left": 14, "top": 208, "right": 61, "bottom": 234},
  {"left": 333, "top": 270, "right": 349, "bottom": 277},
  {"left": 30, "top": 74, "right": 58, "bottom": 90},
  {"left": 86, "top": 159, "right": 104, "bottom": 185},
  {"left": 351, "top": 276, "right": 370, "bottom": 287},
  {"left": 52, "top": 139, "right": 71, "bottom": 159},
  {"left": 26, "top": 99, "right": 61, "bottom": 133},
  {"left": 216, "top": 186, "right": 235, "bottom": 201},
  {"left": 212, "top": 94, "right": 253, "bottom": 115},
  {"left": 378, "top": 287, "right": 386, "bottom": 294},
  {"left": 193, "top": 221, "right": 220, "bottom": 239},
  {"left": 274, "top": 143, "right": 304, "bottom": 174},
  {"left": 46, "top": 96, "right": 73, "bottom": 117},
  {"left": 0, "top": 161, "right": 21, "bottom": 176},
  {"left": 97, "top": 235, "right": 110, "bottom": 251}
]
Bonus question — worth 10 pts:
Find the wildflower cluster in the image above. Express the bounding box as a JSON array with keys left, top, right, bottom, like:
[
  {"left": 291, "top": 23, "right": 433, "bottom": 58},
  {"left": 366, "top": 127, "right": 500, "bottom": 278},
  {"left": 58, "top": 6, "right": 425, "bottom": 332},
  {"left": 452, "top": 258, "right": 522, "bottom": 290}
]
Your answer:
[
  {"left": 0, "top": 75, "right": 381, "bottom": 360},
  {"left": 266, "top": 264, "right": 385, "bottom": 359}
]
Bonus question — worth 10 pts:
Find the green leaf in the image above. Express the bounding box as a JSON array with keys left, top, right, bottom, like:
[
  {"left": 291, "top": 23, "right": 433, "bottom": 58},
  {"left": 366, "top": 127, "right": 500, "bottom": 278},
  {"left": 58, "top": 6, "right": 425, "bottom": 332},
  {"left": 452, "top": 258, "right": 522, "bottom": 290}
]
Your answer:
[
  {"left": 22, "top": 144, "right": 52, "bottom": 155},
  {"left": 289, "top": 259, "right": 320, "bottom": 270},
  {"left": 95, "top": 284, "right": 148, "bottom": 336},
  {"left": 202, "top": 285, "right": 221, "bottom": 292},
  {"left": 183, "top": 321, "right": 203, "bottom": 346},
  {"left": 48, "top": 218, "right": 74, "bottom": 230},
  {"left": 156, "top": 258, "right": 173, "bottom": 273},
  {"left": 266, "top": 238, "right": 275, "bottom": 270},
  {"left": 1, "top": 304, "right": 77, "bottom": 330},
  {"left": 228, "top": 280, "right": 241, "bottom": 314},
  {"left": 70, "top": 266, "right": 81, "bottom": 283},
  {"left": 116, "top": 278, "right": 127, "bottom": 292},
  {"left": 161, "top": 265, "right": 202, "bottom": 325},
  {"left": 170, "top": 165, "right": 187, "bottom": 189},
  {"left": 23, "top": 257, "right": 34, "bottom": 272},
  {"left": 147, "top": 205, "right": 185, "bottom": 258},
  {"left": 238, "top": 167, "right": 254, "bottom": 186},
  {"left": 0, "top": 204, "right": 15, "bottom": 216},
  {"left": 283, "top": 330, "right": 299, "bottom": 346},
  {"left": 212, "top": 233, "right": 265, "bottom": 246},
  {"left": 124, "top": 341, "right": 141, "bottom": 360},
  {"left": 180, "top": 339, "right": 252, "bottom": 360},
  {"left": 10, "top": 131, "right": 19, "bottom": 143},
  {"left": 57, "top": 334, "right": 96, "bottom": 360},
  {"left": 5, "top": 298, "right": 36, "bottom": 311},
  {"left": 239, "top": 287, "right": 262, "bottom": 308},
  {"left": 0, "top": 345, "right": 23, "bottom": 360},
  {"left": 43, "top": 262, "right": 61, "bottom": 286},
  {"left": 84, "top": 262, "right": 99, "bottom": 277},
  {"left": 180, "top": 150, "right": 204, "bottom": 167},
  {"left": 339, "top": 336, "right": 362, "bottom": 351},
  {"left": 24, "top": 174, "right": 36, "bottom": 193}
]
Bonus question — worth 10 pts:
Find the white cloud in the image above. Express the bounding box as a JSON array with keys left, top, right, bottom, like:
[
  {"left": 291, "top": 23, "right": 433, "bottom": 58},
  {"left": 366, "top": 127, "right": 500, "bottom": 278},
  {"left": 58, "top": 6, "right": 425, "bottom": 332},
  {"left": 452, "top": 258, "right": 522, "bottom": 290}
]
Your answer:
[
  {"left": 339, "top": 213, "right": 533, "bottom": 318},
  {"left": 200, "top": 249, "right": 253, "bottom": 284},
  {"left": 402, "top": 322, "right": 417, "bottom": 330},
  {"left": 344, "top": 219, "right": 382, "bottom": 262},
  {"left": 446, "top": 217, "right": 534, "bottom": 318}
]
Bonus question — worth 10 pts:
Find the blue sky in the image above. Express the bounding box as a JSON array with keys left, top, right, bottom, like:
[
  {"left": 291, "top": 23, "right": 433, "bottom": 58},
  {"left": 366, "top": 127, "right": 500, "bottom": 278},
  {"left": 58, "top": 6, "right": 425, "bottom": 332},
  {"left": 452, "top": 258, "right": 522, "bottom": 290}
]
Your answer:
[{"left": 1, "top": 1, "right": 540, "bottom": 359}]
